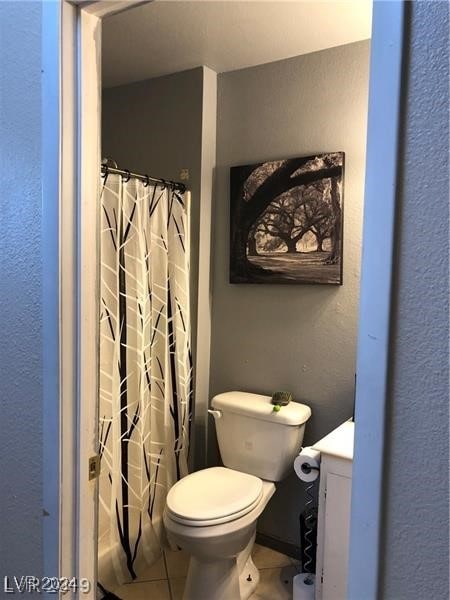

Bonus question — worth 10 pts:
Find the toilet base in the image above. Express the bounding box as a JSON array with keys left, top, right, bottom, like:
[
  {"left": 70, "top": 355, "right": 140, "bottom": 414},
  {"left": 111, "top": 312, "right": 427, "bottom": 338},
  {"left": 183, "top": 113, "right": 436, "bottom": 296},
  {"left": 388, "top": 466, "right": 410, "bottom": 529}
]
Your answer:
[
  {"left": 182, "top": 535, "right": 259, "bottom": 600},
  {"left": 165, "top": 482, "right": 277, "bottom": 600},
  {"left": 238, "top": 554, "right": 259, "bottom": 599}
]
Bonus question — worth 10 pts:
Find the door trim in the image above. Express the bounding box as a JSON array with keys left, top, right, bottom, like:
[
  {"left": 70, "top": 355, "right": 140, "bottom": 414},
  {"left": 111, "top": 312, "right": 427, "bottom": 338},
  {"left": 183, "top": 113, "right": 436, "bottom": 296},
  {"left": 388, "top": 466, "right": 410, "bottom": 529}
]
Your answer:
[
  {"left": 43, "top": 2, "right": 148, "bottom": 597},
  {"left": 349, "top": 2, "right": 406, "bottom": 599}
]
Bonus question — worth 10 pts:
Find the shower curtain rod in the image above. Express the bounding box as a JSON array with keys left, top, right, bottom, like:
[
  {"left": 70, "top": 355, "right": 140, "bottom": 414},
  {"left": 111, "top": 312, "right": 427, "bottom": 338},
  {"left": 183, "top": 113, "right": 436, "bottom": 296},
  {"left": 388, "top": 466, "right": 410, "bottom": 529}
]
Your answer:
[{"left": 101, "top": 163, "right": 186, "bottom": 193}]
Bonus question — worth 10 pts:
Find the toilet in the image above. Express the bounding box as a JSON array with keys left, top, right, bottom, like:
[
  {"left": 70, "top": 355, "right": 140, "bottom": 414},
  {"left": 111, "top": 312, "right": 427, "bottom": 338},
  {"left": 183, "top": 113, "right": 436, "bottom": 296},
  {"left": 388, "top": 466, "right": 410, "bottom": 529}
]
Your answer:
[{"left": 163, "top": 391, "right": 311, "bottom": 600}]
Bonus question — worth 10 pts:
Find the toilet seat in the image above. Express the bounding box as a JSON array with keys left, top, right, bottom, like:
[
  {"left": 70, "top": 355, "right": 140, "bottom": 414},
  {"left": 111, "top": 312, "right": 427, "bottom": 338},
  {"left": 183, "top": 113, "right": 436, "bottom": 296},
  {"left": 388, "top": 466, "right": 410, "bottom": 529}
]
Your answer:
[{"left": 166, "top": 466, "right": 263, "bottom": 527}]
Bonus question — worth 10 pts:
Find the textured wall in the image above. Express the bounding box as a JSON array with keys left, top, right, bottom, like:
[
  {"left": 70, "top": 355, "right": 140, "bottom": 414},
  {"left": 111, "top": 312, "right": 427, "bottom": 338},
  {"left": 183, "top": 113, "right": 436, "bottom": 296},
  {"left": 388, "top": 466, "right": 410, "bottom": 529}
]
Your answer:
[
  {"left": 0, "top": 1, "right": 43, "bottom": 577},
  {"left": 102, "top": 68, "right": 204, "bottom": 370},
  {"left": 380, "top": 3, "right": 449, "bottom": 598},
  {"left": 210, "top": 41, "right": 370, "bottom": 545}
]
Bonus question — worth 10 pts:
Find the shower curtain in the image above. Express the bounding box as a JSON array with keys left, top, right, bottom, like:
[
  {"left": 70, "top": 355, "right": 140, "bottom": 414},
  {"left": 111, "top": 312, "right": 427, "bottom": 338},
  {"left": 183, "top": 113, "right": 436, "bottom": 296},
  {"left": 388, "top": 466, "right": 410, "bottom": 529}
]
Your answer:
[{"left": 98, "top": 173, "right": 193, "bottom": 593}]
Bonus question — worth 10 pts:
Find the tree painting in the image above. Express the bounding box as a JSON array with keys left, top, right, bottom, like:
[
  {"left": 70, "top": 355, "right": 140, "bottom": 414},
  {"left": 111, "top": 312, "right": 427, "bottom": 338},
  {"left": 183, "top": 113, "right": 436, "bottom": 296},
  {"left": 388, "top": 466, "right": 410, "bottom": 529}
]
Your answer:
[{"left": 230, "top": 152, "right": 344, "bottom": 284}]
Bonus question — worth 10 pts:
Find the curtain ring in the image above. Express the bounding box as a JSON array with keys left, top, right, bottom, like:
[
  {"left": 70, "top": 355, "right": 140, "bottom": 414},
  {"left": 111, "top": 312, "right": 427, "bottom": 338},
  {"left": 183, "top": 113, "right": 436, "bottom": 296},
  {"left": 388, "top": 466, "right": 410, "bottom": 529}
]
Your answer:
[
  {"left": 123, "top": 169, "right": 131, "bottom": 182},
  {"left": 101, "top": 165, "right": 109, "bottom": 179},
  {"left": 143, "top": 174, "right": 150, "bottom": 187},
  {"left": 160, "top": 179, "right": 167, "bottom": 190}
]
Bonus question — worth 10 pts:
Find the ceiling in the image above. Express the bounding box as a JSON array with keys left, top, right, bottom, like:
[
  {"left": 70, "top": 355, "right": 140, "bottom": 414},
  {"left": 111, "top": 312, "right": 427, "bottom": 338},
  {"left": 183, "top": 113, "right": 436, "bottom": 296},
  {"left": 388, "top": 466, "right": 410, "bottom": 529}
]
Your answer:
[{"left": 102, "top": 1, "right": 372, "bottom": 88}]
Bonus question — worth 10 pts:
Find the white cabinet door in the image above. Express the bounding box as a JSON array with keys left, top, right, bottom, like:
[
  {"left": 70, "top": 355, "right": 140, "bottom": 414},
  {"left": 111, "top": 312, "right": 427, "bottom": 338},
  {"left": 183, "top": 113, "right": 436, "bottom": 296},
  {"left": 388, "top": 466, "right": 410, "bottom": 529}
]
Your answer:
[{"left": 321, "top": 472, "right": 352, "bottom": 600}]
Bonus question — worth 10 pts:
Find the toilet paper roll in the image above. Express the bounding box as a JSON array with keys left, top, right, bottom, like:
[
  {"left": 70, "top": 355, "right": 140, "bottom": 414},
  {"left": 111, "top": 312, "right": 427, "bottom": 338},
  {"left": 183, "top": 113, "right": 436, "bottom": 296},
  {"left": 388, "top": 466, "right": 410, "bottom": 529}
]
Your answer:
[
  {"left": 294, "top": 447, "right": 321, "bottom": 482},
  {"left": 293, "top": 573, "right": 315, "bottom": 600}
]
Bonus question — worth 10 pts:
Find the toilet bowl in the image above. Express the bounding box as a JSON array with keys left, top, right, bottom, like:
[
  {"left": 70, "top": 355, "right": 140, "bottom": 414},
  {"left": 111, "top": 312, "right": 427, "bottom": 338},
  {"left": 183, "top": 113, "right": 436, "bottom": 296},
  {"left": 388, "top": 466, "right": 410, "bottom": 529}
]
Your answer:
[
  {"left": 164, "top": 467, "right": 275, "bottom": 600},
  {"left": 164, "top": 391, "right": 311, "bottom": 600}
]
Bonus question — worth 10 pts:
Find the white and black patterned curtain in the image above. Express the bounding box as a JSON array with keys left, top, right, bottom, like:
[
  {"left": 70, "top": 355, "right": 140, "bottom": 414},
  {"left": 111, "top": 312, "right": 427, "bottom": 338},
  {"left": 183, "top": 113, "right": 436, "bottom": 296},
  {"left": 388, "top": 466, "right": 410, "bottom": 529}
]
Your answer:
[{"left": 98, "top": 173, "right": 192, "bottom": 593}]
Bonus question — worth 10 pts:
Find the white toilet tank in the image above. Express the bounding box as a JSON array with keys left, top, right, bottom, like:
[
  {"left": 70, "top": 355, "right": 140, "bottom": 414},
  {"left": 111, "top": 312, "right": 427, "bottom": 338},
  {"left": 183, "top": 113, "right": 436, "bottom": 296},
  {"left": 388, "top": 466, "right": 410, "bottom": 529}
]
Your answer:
[{"left": 210, "top": 391, "right": 311, "bottom": 481}]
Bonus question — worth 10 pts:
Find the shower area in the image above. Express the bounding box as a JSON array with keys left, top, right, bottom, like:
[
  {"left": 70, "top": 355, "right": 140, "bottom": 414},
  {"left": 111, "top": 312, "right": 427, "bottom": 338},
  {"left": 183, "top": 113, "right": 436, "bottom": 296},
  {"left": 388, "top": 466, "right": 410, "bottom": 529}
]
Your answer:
[
  {"left": 97, "top": 68, "right": 200, "bottom": 595},
  {"left": 95, "top": 13, "right": 208, "bottom": 591}
]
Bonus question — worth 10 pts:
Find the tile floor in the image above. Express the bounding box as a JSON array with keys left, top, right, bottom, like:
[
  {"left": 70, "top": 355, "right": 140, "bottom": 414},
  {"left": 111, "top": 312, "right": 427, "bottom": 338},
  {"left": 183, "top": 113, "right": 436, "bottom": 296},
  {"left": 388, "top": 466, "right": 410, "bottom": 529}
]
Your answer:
[{"left": 114, "top": 543, "right": 301, "bottom": 600}]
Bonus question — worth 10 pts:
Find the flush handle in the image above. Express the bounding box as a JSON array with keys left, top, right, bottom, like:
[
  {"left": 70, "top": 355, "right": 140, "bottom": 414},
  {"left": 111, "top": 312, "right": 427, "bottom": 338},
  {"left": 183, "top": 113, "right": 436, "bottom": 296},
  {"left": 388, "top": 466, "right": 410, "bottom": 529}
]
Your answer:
[{"left": 208, "top": 409, "right": 222, "bottom": 419}]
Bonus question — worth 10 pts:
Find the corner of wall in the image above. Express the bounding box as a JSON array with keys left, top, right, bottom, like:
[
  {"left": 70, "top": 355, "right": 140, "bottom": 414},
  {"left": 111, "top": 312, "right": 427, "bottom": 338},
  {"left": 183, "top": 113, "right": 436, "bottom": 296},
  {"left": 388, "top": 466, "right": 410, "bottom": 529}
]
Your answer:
[{"left": 192, "top": 65, "right": 217, "bottom": 470}]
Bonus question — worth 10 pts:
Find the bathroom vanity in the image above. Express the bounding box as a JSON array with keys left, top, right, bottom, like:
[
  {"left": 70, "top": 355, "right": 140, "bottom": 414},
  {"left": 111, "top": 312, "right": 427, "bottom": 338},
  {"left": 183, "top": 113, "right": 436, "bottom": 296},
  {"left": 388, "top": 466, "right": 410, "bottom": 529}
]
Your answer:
[{"left": 313, "top": 421, "right": 354, "bottom": 600}]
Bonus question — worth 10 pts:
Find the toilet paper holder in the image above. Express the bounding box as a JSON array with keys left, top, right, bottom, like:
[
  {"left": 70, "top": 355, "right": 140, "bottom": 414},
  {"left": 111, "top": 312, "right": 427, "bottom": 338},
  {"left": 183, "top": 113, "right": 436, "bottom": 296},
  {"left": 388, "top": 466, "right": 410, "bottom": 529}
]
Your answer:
[{"left": 300, "top": 463, "right": 320, "bottom": 475}]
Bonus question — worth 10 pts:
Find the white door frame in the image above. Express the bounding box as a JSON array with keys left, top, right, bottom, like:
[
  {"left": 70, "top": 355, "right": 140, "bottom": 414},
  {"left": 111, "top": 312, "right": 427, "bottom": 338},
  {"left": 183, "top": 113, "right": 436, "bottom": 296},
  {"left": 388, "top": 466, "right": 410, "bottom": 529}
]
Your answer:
[
  {"left": 41, "top": 1, "right": 405, "bottom": 598},
  {"left": 349, "top": 3, "right": 405, "bottom": 598},
  {"left": 43, "top": 2, "right": 149, "bottom": 597}
]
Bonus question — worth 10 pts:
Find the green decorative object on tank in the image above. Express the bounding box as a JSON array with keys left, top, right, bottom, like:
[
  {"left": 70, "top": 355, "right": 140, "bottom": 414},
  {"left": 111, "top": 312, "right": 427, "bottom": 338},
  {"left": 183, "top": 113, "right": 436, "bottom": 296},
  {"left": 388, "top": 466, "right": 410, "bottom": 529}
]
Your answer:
[{"left": 271, "top": 391, "right": 293, "bottom": 407}]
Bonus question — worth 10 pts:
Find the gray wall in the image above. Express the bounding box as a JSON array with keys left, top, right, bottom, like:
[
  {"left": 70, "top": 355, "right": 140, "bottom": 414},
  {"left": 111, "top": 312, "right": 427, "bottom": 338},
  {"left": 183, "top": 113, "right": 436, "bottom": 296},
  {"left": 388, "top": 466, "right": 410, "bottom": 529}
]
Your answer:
[
  {"left": 0, "top": 1, "right": 43, "bottom": 577},
  {"left": 380, "top": 3, "right": 449, "bottom": 598},
  {"left": 210, "top": 41, "right": 370, "bottom": 545},
  {"left": 102, "top": 68, "right": 204, "bottom": 364}
]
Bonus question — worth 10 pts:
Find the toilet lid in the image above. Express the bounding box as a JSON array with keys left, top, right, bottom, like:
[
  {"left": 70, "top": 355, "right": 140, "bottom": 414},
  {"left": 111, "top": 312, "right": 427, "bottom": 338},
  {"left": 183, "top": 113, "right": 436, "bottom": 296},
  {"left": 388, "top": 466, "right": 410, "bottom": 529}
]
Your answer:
[{"left": 166, "top": 467, "right": 263, "bottom": 527}]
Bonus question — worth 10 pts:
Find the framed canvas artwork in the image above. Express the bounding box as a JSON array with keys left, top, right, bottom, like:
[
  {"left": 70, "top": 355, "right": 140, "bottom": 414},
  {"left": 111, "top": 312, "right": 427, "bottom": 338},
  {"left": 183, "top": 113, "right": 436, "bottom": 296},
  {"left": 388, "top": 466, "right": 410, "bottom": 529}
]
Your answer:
[{"left": 230, "top": 152, "right": 345, "bottom": 284}]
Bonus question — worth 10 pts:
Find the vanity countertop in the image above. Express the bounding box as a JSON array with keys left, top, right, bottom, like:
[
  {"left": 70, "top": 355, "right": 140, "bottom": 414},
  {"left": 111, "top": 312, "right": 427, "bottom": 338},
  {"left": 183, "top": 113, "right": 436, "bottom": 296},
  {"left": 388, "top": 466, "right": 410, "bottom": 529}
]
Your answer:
[{"left": 312, "top": 420, "right": 354, "bottom": 461}]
